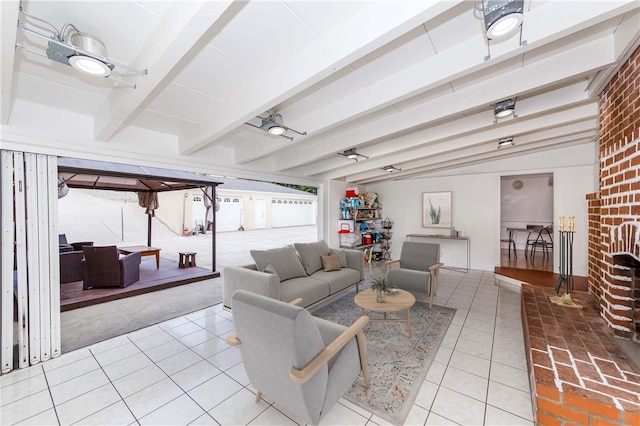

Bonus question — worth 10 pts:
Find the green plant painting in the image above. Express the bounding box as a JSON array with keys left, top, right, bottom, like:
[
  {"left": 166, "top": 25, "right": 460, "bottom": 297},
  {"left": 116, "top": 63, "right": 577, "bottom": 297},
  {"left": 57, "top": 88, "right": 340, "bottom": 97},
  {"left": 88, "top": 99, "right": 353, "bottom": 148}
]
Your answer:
[{"left": 428, "top": 198, "right": 441, "bottom": 224}]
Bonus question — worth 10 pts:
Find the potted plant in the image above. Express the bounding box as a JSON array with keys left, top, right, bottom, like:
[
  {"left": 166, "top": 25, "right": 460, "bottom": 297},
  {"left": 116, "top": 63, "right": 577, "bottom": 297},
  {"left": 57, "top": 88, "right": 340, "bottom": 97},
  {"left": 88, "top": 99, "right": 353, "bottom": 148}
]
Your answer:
[{"left": 370, "top": 275, "right": 396, "bottom": 303}]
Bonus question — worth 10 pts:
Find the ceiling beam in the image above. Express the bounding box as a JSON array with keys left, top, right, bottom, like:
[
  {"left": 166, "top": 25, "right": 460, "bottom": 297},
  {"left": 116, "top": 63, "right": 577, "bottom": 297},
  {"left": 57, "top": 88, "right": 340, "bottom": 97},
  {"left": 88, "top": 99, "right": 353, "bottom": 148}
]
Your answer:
[
  {"left": 236, "top": 0, "right": 637, "bottom": 165},
  {"left": 276, "top": 33, "right": 613, "bottom": 173},
  {"left": 1, "top": 0, "right": 19, "bottom": 124},
  {"left": 93, "top": 1, "right": 234, "bottom": 142},
  {"left": 318, "top": 103, "right": 598, "bottom": 181},
  {"left": 177, "top": 0, "right": 464, "bottom": 155}
]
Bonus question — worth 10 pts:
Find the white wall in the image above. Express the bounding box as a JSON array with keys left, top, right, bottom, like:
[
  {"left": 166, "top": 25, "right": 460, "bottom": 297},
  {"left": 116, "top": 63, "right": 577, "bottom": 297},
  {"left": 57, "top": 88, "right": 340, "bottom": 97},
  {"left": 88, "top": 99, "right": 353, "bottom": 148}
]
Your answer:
[{"left": 359, "top": 144, "right": 597, "bottom": 275}]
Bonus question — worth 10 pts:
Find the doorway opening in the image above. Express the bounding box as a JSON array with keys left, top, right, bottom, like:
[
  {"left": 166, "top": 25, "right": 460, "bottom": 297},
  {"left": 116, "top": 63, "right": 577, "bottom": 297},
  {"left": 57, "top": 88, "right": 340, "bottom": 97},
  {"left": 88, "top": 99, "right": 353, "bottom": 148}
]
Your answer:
[{"left": 500, "top": 173, "right": 554, "bottom": 272}]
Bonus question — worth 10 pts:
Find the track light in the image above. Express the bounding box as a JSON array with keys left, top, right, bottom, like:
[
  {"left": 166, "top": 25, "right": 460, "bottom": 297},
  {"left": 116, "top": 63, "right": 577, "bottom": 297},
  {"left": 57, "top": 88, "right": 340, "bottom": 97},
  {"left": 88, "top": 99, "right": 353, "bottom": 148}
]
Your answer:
[
  {"left": 494, "top": 99, "right": 515, "bottom": 118},
  {"left": 498, "top": 136, "right": 515, "bottom": 147},
  {"left": 338, "top": 148, "right": 368, "bottom": 161},
  {"left": 481, "top": 0, "right": 524, "bottom": 40},
  {"left": 244, "top": 112, "right": 307, "bottom": 140},
  {"left": 381, "top": 165, "right": 401, "bottom": 172}
]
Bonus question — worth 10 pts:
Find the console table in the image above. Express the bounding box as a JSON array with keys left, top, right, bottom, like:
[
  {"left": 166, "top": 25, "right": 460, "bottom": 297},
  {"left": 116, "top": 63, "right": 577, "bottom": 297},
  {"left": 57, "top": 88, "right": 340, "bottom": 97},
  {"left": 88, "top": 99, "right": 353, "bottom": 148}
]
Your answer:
[{"left": 406, "top": 234, "right": 470, "bottom": 271}]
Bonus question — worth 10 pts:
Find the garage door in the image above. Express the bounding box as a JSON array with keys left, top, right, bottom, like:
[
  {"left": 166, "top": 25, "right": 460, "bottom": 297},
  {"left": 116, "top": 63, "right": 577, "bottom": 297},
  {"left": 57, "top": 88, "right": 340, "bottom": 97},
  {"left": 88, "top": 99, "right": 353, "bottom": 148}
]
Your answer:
[
  {"left": 217, "top": 196, "right": 243, "bottom": 231},
  {"left": 272, "top": 199, "right": 316, "bottom": 227}
]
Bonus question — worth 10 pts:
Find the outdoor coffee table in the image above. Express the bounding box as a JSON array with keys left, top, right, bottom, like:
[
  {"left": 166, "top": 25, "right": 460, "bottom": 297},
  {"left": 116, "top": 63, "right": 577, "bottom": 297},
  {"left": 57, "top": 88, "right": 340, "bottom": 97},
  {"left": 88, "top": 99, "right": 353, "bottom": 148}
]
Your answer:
[
  {"left": 117, "top": 245, "right": 161, "bottom": 268},
  {"left": 354, "top": 289, "right": 416, "bottom": 338}
]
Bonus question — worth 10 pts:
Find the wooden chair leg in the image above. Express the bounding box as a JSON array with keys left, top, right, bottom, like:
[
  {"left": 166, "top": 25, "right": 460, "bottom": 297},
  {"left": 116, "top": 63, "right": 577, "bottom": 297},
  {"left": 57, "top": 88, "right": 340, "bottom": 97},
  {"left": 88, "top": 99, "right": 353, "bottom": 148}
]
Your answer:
[
  {"left": 356, "top": 330, "right": 370, "bottom": 388},
  {"left": 255, "top": 391, "right": 262, "bottom": 403}
]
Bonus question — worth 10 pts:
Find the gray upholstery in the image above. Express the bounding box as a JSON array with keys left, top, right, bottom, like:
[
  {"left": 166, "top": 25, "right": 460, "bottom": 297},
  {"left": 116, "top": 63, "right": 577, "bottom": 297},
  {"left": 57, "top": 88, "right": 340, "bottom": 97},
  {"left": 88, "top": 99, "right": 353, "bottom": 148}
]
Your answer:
[
  {"left": 223, "top": 244, "right": 364, "bottom": 309},
  {"left": 294, "top": 240, "right": 330, "bottom": 275},
  {"left": 387, "top": 242, "right": 440, "bottom": 296},
  {"left": 250, "top": 245, "right": 307, "bottom": 281},
  {"left": 230, "top": 290, "right": 363, "bottom": 424}
]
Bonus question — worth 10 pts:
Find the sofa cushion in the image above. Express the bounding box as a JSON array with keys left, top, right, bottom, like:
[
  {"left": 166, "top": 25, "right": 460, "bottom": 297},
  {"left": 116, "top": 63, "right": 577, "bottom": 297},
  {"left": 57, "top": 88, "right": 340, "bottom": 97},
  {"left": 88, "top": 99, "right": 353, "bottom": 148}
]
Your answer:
[
  {"left": 294, "top": 240, "right": 330, "bottom": 275},
  {"left": 320, "top": 254, "right": 341, "bottom": 272},
  {"left": 329, "top": 248, "right": 348, "bottom": 268},
  {"left": 311, "top": 268, "right": 360, "bottom": 295},
  {"left": 280, "top": 276, "right": 330, "bottom": 307},
  {"left": 250, "top": 245, "right": 307, "bottom": 281}
]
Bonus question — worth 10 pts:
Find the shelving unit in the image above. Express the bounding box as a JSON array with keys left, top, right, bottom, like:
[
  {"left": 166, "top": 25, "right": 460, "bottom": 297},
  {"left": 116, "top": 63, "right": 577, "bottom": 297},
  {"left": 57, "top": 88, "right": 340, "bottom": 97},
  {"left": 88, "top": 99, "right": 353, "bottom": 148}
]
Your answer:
[{"left": 339, "top": 196, "right": 391, "bottom": 260}]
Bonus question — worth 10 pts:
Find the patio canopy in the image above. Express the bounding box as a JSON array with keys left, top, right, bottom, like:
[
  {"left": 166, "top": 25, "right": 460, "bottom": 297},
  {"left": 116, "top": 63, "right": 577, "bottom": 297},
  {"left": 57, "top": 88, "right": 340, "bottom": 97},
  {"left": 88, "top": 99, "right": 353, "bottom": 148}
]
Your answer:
[
  {"left": 57, "top": 157, "right": 223, "bottom": 271},
  {"left": 57, "top": 157, "right": 223, "bottom": 192}
]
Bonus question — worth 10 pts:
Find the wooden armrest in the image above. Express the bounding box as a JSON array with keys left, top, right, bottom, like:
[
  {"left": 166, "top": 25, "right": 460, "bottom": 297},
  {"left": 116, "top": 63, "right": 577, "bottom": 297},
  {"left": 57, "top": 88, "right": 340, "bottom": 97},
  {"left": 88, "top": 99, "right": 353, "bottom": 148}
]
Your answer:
[
  {"left": 226, "top": 334, "right": 240, "bottom": 346},
  {"left": 290, "top": 316, "right": 370, "bottom": 384},
  {"left": 429, "top": 262, "right": 444, "bottom": 272},
  {"left": 385, "top": 259, "right": 400, "bottom": 272},
  {"left": 289, "top": 298, "right": 303, "bottom": 306}
]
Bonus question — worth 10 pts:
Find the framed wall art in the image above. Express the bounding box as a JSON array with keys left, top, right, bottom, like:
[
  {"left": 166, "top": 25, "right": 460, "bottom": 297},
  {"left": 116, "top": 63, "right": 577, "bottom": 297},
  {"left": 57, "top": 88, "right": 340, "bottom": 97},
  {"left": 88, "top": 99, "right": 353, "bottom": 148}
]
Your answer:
[{"left": 422, "top": 191, "right": 452, "bottom": 229}]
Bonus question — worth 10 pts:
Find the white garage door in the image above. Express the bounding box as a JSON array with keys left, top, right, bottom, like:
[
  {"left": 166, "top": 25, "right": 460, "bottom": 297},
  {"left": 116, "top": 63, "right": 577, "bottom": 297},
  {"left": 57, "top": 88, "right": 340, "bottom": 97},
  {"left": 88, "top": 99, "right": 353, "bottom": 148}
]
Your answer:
[
  {"left": 217, "top": 196, "right": 243, "bottom": 232},
  {"left": 272, "top": 199, "right": 316, "bottom": 227}
]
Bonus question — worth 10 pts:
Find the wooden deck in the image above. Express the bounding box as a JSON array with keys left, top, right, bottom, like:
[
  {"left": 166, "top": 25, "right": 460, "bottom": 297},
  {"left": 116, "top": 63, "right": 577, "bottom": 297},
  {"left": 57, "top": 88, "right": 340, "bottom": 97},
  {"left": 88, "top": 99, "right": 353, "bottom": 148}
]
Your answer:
[
  {"left": 60, "top": 258, "right": 219, "bottom": 311},
  {"left": 494, "top": 266, "right": 588, "bottom": 292}
]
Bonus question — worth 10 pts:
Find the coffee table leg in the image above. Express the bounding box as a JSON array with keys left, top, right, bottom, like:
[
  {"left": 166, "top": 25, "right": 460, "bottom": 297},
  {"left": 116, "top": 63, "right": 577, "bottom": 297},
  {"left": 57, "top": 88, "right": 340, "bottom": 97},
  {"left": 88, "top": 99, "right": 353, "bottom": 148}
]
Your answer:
[
  {"left": 407, "top": 309, "right": 412, "bottom": 338},
  {"left": 156, "top": 252, "right": 160, "bottom": 269}
]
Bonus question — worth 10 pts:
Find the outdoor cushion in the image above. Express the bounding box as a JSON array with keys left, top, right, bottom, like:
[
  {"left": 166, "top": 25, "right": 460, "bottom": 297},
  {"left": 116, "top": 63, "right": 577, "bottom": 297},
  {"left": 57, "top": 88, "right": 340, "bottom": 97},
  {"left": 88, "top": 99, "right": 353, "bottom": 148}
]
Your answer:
[
  {"left": 320, "top": 254, "right": 341, "bottom": 272},
  {"left": 294, "top": 240, "right": 330, "bottom": 275},
  {"left": 250, "top": 245, "right": 306, "bottom": 281}
]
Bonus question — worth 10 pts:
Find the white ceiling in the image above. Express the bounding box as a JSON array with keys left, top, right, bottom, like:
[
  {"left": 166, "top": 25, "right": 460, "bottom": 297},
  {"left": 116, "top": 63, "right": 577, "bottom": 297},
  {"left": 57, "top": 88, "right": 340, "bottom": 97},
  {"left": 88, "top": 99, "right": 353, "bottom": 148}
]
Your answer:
[{"left": 2, "top": 0, "right": 639, "bottom": 185}]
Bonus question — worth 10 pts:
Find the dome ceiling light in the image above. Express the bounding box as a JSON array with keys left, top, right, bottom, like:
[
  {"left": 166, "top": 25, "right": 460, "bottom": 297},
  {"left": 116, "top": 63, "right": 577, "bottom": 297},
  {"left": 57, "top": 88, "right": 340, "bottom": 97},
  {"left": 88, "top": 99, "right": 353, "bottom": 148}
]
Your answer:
[
  {"left": 338, "top": 148, "right": 369, "bottom": 161},
  {"left": 15, "top": 6, "right": 147, "bottom": 88},
  {"left": 497, "top": 136, "right": 515, "bottom": 148},
  {"left": 494, "top": 98, "right": 516, "bottom": 119},
  {"left": 476, "top": 0, "right": 524, "bottom": 40},
  {"left": 244, "top": 112, "right": 307, "bottom": 141}
]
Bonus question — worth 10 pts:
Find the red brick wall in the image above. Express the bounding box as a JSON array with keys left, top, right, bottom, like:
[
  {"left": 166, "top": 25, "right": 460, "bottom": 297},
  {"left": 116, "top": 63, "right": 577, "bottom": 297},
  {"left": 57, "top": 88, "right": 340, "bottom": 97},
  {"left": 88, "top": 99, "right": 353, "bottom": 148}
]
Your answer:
[{"left": 593, "top": 44, "right": 640, "bottom": 338}]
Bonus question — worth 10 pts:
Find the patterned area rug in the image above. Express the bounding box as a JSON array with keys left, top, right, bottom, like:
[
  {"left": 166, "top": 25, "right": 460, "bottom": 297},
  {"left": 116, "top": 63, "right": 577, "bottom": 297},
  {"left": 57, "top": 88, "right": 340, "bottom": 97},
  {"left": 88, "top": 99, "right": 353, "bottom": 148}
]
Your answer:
[{"left": 313, "top": 294, "right": 456, "bottom": 425}]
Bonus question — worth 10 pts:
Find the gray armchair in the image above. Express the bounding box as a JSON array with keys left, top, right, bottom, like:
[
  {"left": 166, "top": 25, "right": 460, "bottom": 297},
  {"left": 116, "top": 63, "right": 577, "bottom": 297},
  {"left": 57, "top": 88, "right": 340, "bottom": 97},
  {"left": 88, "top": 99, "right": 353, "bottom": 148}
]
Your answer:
[
  {"left": 226, "top": 290, "right": 370, "bottom": 425},
  {"left": 386, "top": 241, "right": 443, "bottom": 308}
]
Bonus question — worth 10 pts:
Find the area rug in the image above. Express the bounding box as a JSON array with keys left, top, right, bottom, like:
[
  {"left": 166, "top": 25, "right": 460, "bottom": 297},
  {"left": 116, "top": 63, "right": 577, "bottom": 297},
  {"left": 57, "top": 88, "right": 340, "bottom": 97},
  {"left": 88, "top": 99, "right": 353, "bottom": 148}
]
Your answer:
[{"left": 313, "top": 294, "right": 456, "bottom": 425}]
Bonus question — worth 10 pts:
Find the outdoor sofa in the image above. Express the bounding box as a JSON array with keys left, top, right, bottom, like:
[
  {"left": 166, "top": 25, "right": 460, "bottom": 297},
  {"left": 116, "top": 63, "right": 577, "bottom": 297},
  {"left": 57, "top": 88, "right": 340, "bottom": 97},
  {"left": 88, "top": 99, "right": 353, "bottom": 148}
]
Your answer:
[{"left": 223, "top": 240, "right": 364, "bottom": 310}]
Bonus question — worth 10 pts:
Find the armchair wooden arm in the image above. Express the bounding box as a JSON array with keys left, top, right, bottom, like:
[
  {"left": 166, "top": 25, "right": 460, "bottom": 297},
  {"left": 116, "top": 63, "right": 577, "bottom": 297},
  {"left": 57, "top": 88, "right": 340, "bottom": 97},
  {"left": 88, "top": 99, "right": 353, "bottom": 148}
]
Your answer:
[
  {"left": 290, "top": 315, "right": 370, "bottom": 388},
  {"left": 385, "top": 258, "right": 400, "bottom": 272},
  {"left": 428, "top": 262, "right": 444, "bottom": 308}
]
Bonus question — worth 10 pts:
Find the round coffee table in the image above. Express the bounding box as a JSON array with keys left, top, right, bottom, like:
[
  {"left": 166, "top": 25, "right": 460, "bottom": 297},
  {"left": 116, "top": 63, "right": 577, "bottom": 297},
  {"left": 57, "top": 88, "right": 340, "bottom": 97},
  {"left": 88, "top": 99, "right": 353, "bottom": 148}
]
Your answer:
[{"left": 354, "top": 289, "right": 416, "bottom": 337}]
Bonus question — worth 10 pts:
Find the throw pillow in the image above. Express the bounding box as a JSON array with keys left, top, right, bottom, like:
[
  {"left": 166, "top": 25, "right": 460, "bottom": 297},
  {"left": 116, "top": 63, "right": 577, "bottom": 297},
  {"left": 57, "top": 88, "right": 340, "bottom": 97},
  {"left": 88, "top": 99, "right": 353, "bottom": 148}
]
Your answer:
[
  {"left": 262, "top": 264, "right": 278, "bottom": 276},
  {"left": 320, "top": 254, "right": 341, "bottom": 272},
  {"left": 294, "top": 240, "right": 330, "bottom": 275},
  {"left": 250, "top": 245, "right": 307, "bottom": 281},
  {"left": 329, "top": 248, "right": 348, "bottom": 268}
]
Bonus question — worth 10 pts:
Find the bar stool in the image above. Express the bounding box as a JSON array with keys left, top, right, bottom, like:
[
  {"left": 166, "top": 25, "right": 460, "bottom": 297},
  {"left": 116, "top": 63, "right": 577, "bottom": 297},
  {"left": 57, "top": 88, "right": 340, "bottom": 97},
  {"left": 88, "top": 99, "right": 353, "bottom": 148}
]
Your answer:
[{"left": 179, "top": 251, "right": 197, "bottom": 268}]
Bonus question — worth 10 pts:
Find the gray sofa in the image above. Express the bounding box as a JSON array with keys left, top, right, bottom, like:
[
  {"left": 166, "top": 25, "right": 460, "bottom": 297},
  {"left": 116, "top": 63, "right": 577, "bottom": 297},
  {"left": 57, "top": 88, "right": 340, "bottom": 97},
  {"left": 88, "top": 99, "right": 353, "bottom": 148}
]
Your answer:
[{"left": 223, "top": 240, "right": 364, "bottom": 309}]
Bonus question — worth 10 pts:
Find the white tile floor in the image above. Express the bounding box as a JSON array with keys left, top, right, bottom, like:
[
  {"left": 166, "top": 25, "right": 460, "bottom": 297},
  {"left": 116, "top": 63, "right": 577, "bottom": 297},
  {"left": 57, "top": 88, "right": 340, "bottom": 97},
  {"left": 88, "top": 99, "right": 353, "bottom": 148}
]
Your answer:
[{"left": 1, "top": 269, "right": 534, "bottom": 425}]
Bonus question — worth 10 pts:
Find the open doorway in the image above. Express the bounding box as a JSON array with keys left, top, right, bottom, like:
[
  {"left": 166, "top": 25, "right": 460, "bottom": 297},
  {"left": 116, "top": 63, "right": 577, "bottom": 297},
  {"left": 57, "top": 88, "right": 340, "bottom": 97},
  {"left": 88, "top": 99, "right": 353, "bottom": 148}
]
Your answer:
[{"left": 500, "top": 173, "right": 554, "bottom": 272}]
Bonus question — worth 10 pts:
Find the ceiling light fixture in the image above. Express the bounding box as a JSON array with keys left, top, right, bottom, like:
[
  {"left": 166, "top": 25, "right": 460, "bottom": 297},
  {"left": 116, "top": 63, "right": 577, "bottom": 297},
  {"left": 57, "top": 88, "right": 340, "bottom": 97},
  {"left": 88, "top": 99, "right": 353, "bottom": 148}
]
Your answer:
[
  {"left": 381, "top": 165, "right": 401, "bottom": 172},
  {"left": 338, "top": 148, "right": 368, "bottom": 161},
  {"left": 497, "top": 136, "right": 515, "bottom": 147},
  {"left": 15, "top": 8, "right": 147, "bottom": 88},
  {"left": 244, "top": 112, "right": 307, "bottom": 141},
  {"left": 494, "top": 98, "right": 516, "bottom": 118},
  {"left": 480, "top": 0, "right": 524, "bottom": 40}
]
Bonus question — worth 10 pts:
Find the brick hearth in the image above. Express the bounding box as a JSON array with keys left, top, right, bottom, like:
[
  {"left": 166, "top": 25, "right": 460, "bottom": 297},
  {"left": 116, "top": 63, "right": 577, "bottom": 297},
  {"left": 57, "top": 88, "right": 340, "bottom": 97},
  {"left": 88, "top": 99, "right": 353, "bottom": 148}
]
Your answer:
[{"left": 521, "top": 285, "right": 640, "bottom": 425}]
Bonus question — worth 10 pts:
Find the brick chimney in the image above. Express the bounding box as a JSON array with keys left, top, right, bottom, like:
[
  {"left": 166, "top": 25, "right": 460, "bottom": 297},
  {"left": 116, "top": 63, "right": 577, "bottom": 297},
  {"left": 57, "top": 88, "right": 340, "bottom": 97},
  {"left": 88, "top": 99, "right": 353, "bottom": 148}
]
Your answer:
[{"left": 586, "top": 45, "right": 640, "bottom": 340}]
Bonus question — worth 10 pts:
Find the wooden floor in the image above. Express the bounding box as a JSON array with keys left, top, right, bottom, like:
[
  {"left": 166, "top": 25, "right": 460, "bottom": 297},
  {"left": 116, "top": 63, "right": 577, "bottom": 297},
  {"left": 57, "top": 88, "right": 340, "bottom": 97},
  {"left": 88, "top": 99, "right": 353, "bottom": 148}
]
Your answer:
[
  {"left": 60, "top": 258, "right": 219, "bottom": 311},
  {"left": 499, "top": 248, "right": 553, "bottom": 272},
  {"left": 496, "top": 248, "right": 588, "bottom": 292}
]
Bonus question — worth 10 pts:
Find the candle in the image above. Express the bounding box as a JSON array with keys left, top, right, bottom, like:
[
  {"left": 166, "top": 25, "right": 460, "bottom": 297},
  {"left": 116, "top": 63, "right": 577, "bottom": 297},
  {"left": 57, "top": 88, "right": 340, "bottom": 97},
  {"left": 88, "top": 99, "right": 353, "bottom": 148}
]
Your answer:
[{"left": 559, "top": 215, "right": 565, "bottom": 232}]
